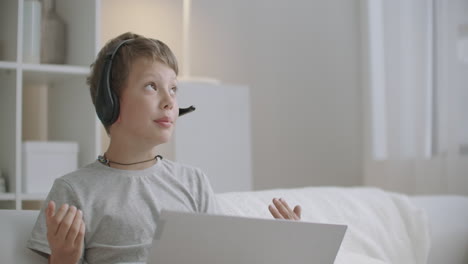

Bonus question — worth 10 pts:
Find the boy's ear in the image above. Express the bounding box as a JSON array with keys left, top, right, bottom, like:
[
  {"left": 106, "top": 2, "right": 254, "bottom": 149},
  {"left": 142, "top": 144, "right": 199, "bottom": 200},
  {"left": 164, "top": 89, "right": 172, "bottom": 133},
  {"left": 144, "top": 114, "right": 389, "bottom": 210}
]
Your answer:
[{"left": 179, "top": 106, "right": 196, "bottom": 116}]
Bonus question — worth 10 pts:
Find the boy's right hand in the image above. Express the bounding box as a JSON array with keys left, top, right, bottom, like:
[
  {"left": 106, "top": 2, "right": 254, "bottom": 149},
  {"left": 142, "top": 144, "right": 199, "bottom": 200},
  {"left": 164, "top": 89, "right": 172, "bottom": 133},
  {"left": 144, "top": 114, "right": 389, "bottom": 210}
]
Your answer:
[{"left": 45, "top": 201, "right": 85, "bottom": 264}]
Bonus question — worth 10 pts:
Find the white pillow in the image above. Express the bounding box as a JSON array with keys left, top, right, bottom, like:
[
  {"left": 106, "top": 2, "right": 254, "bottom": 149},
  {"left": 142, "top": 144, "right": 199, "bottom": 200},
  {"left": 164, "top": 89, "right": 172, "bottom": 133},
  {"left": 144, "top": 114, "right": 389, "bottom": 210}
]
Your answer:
[
  {"left": 216, "top": 187, "right": 430, "bottom": 264},
  {"left": 411, "top": 195, "right": 468, "bottom": 264}
]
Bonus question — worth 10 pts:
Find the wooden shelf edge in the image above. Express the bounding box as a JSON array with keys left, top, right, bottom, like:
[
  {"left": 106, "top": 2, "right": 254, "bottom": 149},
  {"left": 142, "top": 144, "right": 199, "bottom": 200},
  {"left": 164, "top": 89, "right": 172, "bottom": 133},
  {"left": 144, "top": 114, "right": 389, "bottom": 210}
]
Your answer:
[
  {"left": 19, "top": 193, "right": 47, "bottom": 200},
  {"left": 0, "top": 193, "right": 16, "bottom": 200},
  {"left": 0, "top": 61, "right": 18, "bottom": 69},
  {"left": 22, "top": 63, "right": 89, "bottom": 75}
]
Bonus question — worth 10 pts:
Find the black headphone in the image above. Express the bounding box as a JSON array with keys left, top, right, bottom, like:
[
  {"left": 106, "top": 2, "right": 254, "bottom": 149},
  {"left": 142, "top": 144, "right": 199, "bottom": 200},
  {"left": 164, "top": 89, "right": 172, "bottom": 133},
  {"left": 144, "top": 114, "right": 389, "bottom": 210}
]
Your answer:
[{"left": 95, "top": 38, "right": 195, "bottom": 126}]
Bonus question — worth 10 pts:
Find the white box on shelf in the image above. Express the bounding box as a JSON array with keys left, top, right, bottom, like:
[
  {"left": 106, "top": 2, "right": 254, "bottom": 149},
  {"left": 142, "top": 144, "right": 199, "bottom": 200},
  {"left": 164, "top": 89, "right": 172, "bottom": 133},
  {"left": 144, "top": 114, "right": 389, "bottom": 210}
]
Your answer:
[{"left": 22, "top": 141, "right": 79, "bottom": 194}]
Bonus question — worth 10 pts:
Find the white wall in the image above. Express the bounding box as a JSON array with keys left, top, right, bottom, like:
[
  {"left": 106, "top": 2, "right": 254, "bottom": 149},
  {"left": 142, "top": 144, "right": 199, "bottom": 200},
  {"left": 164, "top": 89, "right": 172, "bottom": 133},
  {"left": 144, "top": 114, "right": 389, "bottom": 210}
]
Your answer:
[
  {"left": 101, "top": 0, "right": 364, "bottom": 190},
  {"left": 190, "top": 0, "right": 363, "bottom": 189}
]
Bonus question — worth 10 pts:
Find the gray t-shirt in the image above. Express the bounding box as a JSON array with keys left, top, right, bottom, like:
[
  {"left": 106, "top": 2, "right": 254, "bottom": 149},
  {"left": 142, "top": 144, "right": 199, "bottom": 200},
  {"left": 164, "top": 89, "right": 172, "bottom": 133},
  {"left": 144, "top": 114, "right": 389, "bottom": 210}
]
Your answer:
[{"left": 27, "top": 158, "right": 218, "bottom": 264}]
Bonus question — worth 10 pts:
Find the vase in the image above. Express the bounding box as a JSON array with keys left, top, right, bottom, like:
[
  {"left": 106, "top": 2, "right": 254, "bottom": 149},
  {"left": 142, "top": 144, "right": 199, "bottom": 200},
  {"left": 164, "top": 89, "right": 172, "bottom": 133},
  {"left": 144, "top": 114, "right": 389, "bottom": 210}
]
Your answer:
[
  {"left": 23, "top": 0, "right": 41, "bottom": 63},
  {"left": 22, "top": 84, "right": 48, "bottom": 141},
  {"left": 40, "top": 0, "right": 66, "bottom": 64}
]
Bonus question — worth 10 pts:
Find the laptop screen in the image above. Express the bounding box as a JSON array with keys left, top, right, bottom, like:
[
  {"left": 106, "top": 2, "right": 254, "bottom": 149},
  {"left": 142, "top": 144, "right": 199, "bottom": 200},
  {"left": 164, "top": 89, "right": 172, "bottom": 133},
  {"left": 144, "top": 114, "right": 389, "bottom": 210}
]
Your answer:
[{"left": 147, "top": 210, "right": 347, "bottom": 264}]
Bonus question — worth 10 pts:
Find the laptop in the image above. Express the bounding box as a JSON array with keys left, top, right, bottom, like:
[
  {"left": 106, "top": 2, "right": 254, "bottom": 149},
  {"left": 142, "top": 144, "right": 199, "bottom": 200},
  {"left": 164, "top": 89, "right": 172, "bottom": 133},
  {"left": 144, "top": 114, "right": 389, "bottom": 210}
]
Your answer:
[{"left": 147, "top": 210, "right": 347, "bottom": 264}]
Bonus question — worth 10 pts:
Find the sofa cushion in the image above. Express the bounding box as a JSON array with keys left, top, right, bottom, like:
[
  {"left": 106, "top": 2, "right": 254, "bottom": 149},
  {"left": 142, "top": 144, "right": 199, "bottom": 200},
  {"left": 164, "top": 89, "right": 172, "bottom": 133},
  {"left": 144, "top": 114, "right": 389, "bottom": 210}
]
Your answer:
[
  {"left": 411, "top": 195, "right": 468, "bottom": 264},
  {"left": 216, "top": 187, "right": 430, "bottom": 264},
  {"left": 0, "top": 210, "right": 47, "bottom": 264}
]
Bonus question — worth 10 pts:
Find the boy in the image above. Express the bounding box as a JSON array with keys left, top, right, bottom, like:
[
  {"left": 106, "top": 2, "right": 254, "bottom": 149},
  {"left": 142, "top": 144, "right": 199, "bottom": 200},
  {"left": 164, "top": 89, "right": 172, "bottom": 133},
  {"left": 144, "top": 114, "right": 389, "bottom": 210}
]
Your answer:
[{"left": 27, "top": 32, "right": 301, "bottom": 264}]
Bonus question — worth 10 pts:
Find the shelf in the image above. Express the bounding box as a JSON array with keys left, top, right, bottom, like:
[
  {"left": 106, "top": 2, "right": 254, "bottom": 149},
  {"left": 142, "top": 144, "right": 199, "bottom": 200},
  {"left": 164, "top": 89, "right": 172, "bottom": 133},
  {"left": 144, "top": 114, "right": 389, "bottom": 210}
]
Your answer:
[
  {"left": 22, "top": 63, "right": 89, "bottom": 74},
  {"left": 20, "top": 193, "right": 47, "bottom": 200},
  {"left": 0, "top": 193, "right": 15, "bottom": 201},
  {"left": 0, "top": 0, "right": 99, "bottom": 211},
  {"left": 0, "top": 61, "right": 18, "bottom": 69},
  {"left": 23, "top": 64, "right": 89, "bottom": 86},
  {"left": 21, "top": 68, "right": 98, "bottom": 169}
]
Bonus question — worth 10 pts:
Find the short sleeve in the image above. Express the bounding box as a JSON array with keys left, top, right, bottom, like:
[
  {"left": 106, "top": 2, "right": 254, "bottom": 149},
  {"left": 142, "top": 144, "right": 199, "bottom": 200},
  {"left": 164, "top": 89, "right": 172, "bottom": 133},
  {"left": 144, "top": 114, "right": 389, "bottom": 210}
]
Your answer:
[
  {"left": 26, "top": 178, "right": 84, "bottom": 262},
  {"left": 196, "top": 170, "right": 220, "bottom": 215}
]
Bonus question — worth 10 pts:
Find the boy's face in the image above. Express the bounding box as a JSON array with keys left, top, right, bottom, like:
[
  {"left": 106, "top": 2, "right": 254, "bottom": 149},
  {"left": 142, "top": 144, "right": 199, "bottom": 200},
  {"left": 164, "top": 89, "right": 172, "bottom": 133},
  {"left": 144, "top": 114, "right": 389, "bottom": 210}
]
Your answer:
[{"left": 114, "top": 57, "right": 179, "bottom": 146}]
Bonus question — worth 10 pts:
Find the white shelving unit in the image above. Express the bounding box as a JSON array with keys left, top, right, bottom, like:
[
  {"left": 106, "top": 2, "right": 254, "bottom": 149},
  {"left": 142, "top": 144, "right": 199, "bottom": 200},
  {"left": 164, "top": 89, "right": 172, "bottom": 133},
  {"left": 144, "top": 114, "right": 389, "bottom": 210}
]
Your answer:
[
  {"left": 0, "top": 0, "right": 254, "bottom": 210},
  {"left": 0, "top": 0, "right": 101, "bottom": 209}
]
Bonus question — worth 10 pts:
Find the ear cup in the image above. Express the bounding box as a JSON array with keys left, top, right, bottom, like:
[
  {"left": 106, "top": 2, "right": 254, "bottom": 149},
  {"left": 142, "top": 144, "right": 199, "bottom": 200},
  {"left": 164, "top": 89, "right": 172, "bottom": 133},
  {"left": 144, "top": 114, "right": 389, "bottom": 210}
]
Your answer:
[
  {"left": 96, "top": 55, "right": 119, "bottom": 126},
  {"left": 95, "top": 39, "right": 133, "bottom": 126}
]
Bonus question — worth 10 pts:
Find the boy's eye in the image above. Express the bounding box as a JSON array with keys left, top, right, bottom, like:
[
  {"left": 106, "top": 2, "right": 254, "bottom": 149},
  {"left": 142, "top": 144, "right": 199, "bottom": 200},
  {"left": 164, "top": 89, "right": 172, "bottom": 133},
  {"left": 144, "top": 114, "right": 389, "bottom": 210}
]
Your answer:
[
  {"left": 144, "top": 83, "right": 156, "bottom": 91},
  {"left": 170, "top": 86, "right": 178, "bottom": 95}
]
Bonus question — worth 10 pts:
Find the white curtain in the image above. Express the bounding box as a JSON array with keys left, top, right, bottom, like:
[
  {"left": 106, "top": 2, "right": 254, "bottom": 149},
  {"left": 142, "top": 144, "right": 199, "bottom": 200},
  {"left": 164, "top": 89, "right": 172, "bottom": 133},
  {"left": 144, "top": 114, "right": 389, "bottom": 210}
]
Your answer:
[{"left": 362, "top": 0, "right": 468, "bottom": 195}]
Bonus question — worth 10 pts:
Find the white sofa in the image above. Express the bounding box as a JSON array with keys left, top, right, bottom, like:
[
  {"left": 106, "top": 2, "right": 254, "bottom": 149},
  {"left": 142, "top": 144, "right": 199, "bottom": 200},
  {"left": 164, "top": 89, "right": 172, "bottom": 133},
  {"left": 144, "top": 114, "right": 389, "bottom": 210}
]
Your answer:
[{"left": 1, "top": 187, "right": 467, "bottom": 264}]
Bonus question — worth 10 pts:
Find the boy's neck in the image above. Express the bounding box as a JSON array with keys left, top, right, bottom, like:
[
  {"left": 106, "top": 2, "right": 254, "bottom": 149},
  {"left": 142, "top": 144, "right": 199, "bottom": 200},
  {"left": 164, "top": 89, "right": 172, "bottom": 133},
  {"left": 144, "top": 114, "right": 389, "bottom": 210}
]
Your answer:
[{"left": 104, "top": 138, "right": 160, "bottom": 171}]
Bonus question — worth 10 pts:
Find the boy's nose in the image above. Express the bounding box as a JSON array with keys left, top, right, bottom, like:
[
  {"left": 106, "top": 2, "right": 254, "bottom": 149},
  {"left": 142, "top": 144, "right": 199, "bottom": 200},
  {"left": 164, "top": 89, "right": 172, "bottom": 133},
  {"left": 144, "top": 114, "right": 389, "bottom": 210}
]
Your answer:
[{"left": 159, "top": 92, "right": 175, "bottom": 110}]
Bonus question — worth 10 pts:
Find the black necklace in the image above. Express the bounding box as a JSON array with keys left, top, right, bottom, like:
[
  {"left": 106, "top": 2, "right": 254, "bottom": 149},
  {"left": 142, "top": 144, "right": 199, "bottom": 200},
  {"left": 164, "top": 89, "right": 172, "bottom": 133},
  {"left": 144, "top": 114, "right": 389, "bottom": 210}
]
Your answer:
[{"left": 97, "top": 154, "right": 163, "bottom": 167}]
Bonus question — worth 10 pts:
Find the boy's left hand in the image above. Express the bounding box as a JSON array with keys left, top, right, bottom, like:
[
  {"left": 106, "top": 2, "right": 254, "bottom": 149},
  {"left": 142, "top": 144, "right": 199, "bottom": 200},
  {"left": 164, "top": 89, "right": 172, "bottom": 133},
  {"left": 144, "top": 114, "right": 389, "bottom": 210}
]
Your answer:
[{"left": 268, "top": 198, "right": 301, "bottom": 221}]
